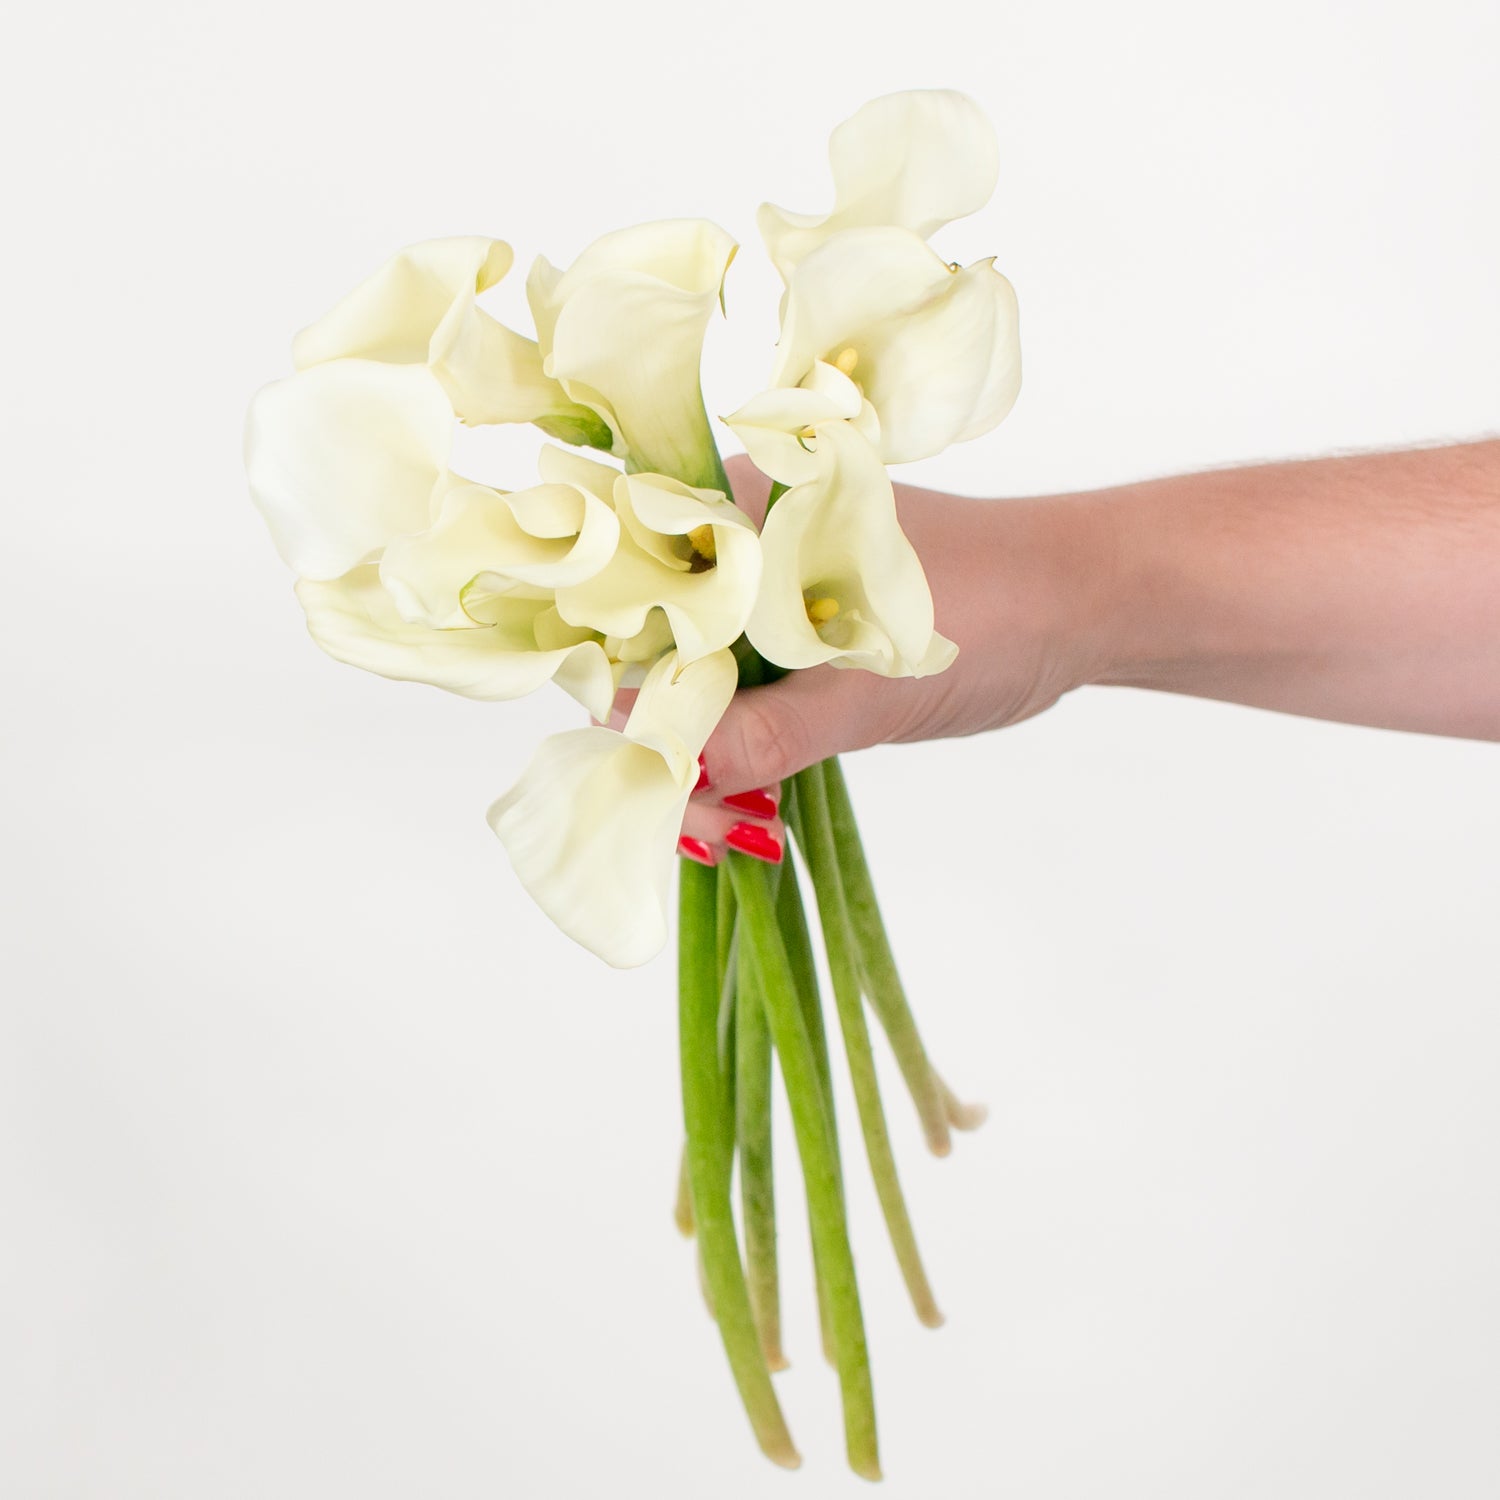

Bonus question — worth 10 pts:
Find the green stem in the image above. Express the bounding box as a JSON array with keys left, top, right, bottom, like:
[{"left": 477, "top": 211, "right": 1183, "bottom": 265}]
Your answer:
[
  {"left": 797, "top": 764, "right": 944, "bottom": 1329},
  {"left": 715, "top": 868, "right": 738, "bottom": 1100},
  {"left": 673, "top": 1142, "right": 694, "bottom": 1238},
  {"left": 735, "top": 932, "right": 785, "bottom": 1371},
  {"left": 728, "top": 854, "right": 880, "bottom": 1482},
  {"left": 823, "top": 756, "right": 953, "bottom": 1157},
  {"left": 777, "top": 788, "right": 839, "bottom": 1137},
  {"left": 679, "top": 862, "right": 799, "bottom": 1469},
  {"left": 773, "top": 803, "right": 840, "bottom": 1364}
]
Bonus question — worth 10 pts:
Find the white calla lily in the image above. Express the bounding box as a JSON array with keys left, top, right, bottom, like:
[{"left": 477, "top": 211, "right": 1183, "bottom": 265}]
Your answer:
[
  {"left": 758, "top": 89, "right": 999, "bottom": 279},
  {"left": 290, "top": 236, "right": 610, "bottom": 444},
  {"left": 747, "top": 419, "right": 956, "bottom": 679},
  {"left": 723, "top": 359, "right": 880, "bottom": 487},
  {"left": 527, "top": 219, "right": 738, "bottom": 487},
  {"left": 379, "top": 477, "right": 621, "bottom": 629},
  {"left": 555, "top": 470, "right": 761, "bottom": 665},
  {"left": 768, "top": 227, "right": 1021, "bottom": 466},
  {"left": 488, "top": 648, "right": 738, "bottom": 967},
  {"left": 245, "top": 360, "right": 453, "bottom": 580},
  {"left": 296, "top": 566, "right": 616, "bottom": 720}
]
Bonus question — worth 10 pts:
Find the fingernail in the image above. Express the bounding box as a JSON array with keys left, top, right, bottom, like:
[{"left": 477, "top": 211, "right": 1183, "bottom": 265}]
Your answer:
[
  {"left": 677, "top": 836, "right": 717, "bottom": 867},
  {"left": 722, "top": 788, "right": 778, "bottom": 821},
  {"left": 726, "top": 822, "right": 783, "bottom": 864},
  {"left": 694, "top": 755, "right": 711, "bottom": 793}
]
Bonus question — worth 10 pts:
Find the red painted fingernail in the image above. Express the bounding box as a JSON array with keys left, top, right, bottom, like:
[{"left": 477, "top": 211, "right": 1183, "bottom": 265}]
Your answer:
[
  {"left": 694, "top": 755, "right": 711, "bottom": 793},
  {"left": 726, "top": 822, "right": 783, "bottom": 864},
  {"left": 722, "top": 788, "right": 778, "bottom": 821},
  {"left": 677, "top": 836, "right": 717, "bottom": 867}
]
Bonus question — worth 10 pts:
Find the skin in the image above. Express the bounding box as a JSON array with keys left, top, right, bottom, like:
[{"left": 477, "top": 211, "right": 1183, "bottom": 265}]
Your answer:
[{"left": 682, "top": 439, "right": 1500, "bottom": 859}]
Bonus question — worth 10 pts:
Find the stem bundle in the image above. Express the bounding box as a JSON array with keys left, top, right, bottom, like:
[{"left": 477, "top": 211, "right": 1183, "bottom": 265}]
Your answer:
[{"left": 676, "top": 756, "right": 980, "bottom": 1476}]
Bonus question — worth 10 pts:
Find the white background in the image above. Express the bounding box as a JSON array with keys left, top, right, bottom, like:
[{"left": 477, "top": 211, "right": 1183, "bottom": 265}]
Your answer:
[{"left": 3, "top": 1, "right": 1498, "bottom": 1495}]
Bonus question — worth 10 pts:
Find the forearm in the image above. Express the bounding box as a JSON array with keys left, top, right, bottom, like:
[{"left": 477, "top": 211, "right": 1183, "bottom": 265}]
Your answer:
[{"left": 1050, "top": 441, "right": 1500, "bottom": 740}]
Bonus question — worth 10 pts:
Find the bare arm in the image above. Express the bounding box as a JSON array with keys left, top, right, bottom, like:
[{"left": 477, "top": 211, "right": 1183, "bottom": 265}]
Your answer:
[
  {"left": 1091, "top": 440, "right": 1500, "bottom": 740},
  {"left": 686, "top": 440, "right": 1500, "bottom": 841}
]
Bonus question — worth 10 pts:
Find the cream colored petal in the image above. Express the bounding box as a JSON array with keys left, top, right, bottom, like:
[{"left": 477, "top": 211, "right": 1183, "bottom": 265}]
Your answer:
[
  {"left": 723, "top": 364, "right": 872, "bottom": 486},
  {"left": 746, "top": 421, "right": 950, "bottom": 678},
  {"left": 380, "top": 480, "right": 619, "bottom": 627},
  {"left": 856, "top": 259, "right": 1022, "bottom": 463},
  {"left": 535, "top": 444, "right": 620, "bottom": 504},
  {"left": 550, "top": 220, "right": 737, "bottom": 303},
  {"left": 758, "top": 89, "right": 999, "bottom": 278},
  {"left": 533, "top": 221, "right": 738, "bottom": 486},
  {"left": 555, "top": 473, "right": 760, "bottom": 664},
  {"left": 291, "top": 237, "right": 513, "bottom": 369},
  {"left": 607, "top": 607, "right": 676, "bottom": 665},
  {"left": 436, "top": 314, "right": 613, "bottom": 443},
  {"left": 487, "top": 649, "right": 736, "bottom": 967},
  {"left": 769, "top": 227, "right": 953, "bottom": 391},
  {"left": 551, "top": 643, "right": 620, "bottom": 722},
  {"left": 245, "top": 361, "right": 452, "bottom": 580},
  {"left": 296, "top": 566, "right": 614, "bottom": 717},
  {"left": 524, "top": 255, "right": 566, "bottom": 358},
  {"left": 946, "top": 264, "right": 1023, "bottom": 444},
  {"left": 289, "top": 236, "right": 607, "bottom": 440}
]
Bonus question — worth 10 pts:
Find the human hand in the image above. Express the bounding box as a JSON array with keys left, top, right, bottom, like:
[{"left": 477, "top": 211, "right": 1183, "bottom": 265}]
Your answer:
[{"left": 674, "top": 454, "right": 1114, "bottom": 864}]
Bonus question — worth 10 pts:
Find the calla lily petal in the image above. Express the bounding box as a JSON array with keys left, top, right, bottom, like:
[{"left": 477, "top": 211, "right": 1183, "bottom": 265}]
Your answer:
[
  {"left": 746, "top": 420, "right": 956, "bottom": 678},
  {"left": 853, "top": 258, "right": 1021, "bottom": 463},
  {"left": 380, "top": 479, "right": 620, "bottom": 628},
  {"left": 528, "top": 220, "right": 738, "bottom": 486},
  {"left": 769, "top": 227, "right": 954, "bottom": 391},
  {"left": 724, "top": 361, "right": 880, "bottom": 487},
  {"left": 536, "top": 443, "right": 620, "bottom": 504},
  {"left": 292, "top": 237, "right": 514, "bottom": 369},
  {"left": 770, "top": 229, "right": 1021, "bottom": 466},
  {"left": 245, "top": 360, "right": 452, "bottom": 580},
  {"left": 555, "top": 472, "right": 761, "bottom": 664},
  {"left": 290, "top": 236, "right": 609, "bottom": 441},
  {"left": 758, "top": 89, "right": 999, "bottom": 279},
  {"left": 296, "top": 566, "right": 615, "bottom": 719},
  {"left": 488, "top": 649, "right": 737, "bottom": 967}
]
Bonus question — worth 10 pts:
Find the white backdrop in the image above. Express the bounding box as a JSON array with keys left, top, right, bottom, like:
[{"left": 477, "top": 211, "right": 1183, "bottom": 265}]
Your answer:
[{"left": 3, "top": 1, "right": 1498, "bottom": 1495}]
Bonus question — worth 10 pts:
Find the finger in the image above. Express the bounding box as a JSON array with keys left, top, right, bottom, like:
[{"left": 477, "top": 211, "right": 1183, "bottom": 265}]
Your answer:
[
  {"left": 678, "top": 803, "right": 786, "bottom": 867},
  {"left": 691, "top": 779, "right": 781, "bottom": 820},
  {"left": 604, "top": 686, "right": 638, "bottom": 733},
  {"left": 697, "top": 665, "right": 889, "bottom": 797}
]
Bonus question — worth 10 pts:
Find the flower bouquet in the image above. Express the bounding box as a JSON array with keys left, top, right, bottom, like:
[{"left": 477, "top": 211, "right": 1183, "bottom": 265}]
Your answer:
[{"left": 245, "top": 89, "right": 1019, "bottom": 1478}]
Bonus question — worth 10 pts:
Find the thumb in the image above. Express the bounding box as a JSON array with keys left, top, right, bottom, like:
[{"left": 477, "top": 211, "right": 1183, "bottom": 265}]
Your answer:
[{"left": 699, "top": 664, "right": 888, "bottom": 796}]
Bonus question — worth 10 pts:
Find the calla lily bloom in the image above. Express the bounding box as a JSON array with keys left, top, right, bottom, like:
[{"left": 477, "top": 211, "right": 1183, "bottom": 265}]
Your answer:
[
  {"left": 534, "top": 447, "right": 762, "bottom": 667},
  {"left": 379, "top": 474, "right": 621, "bottom": 630},
  {"left": 296, "top": 566, "right": 616, "bottom": 721},
  {"left": 527, "top": 220, "right": 738, "bottom": 488},
  {"left": 769, "top": 227, "right": 1021, "bottom": 466},
  {"left": 758, "top": 89, "right": 999, "bottom": 280},
  {"left": 290, "top": 236, "right": 610, "bottom": 445},
  {"left": 746, "top": 419, "right": 956, "bottom": 679},
  {"left": 247, "top": 364, "right": 623, "bottom": 719},
  {"left": 488, "top": 648, "right": 738, "bottom": 967},
  {"left": 722, "top": 359, "right": 882, "bottom": 488}
]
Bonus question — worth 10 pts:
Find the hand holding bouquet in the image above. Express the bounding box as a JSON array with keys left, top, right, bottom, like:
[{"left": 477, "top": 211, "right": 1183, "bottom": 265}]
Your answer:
[{"left": 246, "top": 88, "right": 1020, "bottom": 1478}]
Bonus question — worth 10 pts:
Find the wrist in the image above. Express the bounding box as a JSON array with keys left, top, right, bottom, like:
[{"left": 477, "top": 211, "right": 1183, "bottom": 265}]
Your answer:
[
  {"left": 987, "top": 488, "right": 1125, "bottom": 701},
  {"left": 896, "top": 479, "right": 1124, "bottom": 720}
]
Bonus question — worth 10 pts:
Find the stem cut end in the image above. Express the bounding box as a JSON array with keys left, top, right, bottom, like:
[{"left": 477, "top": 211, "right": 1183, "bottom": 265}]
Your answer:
[
  {"left": 762, "top": 1438, "right": 803, "bottom": 1470},
  {"left": 937, "top": 1074, "right": 988, "bottom": 1132}
]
